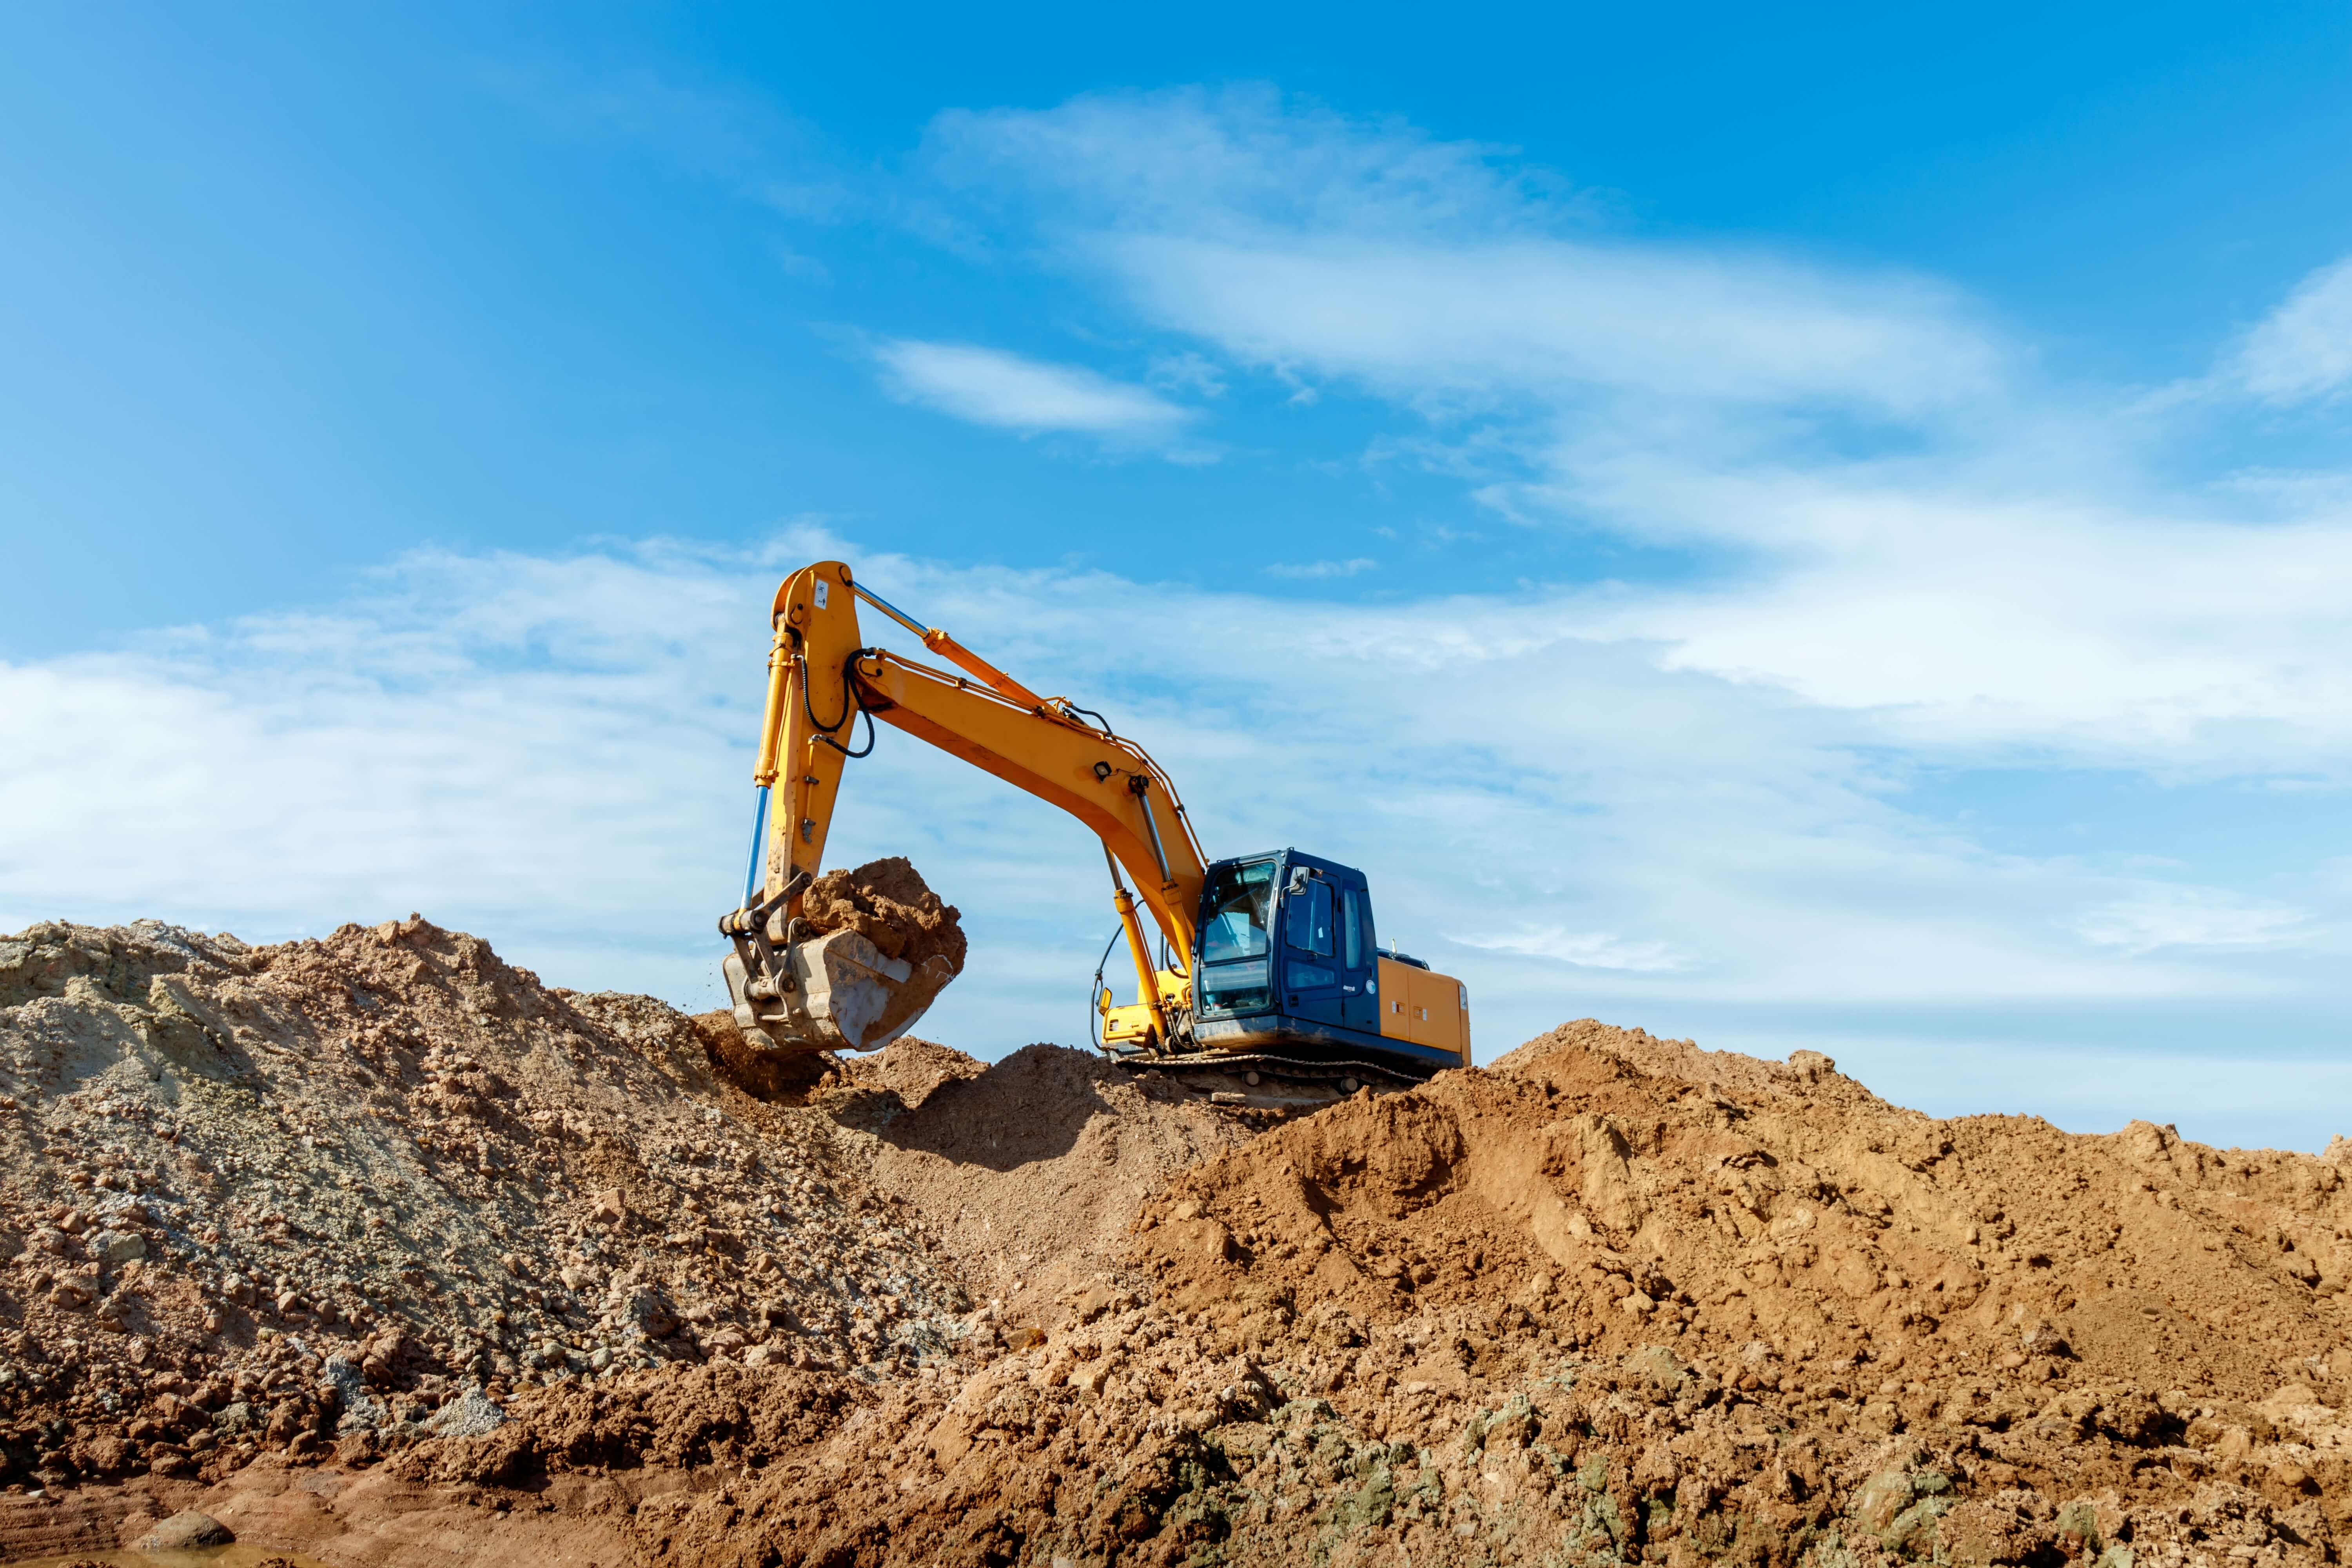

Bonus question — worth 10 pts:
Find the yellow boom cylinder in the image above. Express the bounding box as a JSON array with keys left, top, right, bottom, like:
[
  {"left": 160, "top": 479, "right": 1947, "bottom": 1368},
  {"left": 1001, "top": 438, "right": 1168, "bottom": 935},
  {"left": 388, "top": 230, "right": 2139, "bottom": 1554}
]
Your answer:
[
  {"left": 920, "top": 628, "right": 1049, "bottom": 712},
  {"left": 1111, "top": 885, "right": 1161, "bottom": 1040},
  {"left": 752, "top": 624, "right": 793, "bottom": 788}
]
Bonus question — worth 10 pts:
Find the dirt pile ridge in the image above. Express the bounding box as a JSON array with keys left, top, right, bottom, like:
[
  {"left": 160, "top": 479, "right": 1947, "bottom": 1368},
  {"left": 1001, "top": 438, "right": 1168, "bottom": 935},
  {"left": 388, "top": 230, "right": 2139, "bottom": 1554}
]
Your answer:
[
  {"left": 1139, "top": 1020, "right": 2352, "bottom": 1396},
  {"left": 0, "top": 917, "right": 982, "bottom": 1495},
  {"left": 484, "top": 1019, "right": 2350, "bottom": 1568},
  {"left": 828, "top": 1043, "right": 1261, "bottom": 1320},
  {"left": 0, "top": 912, "right": 1256, "bottom": 1565},
  {"left": 9, "top": 918, "right": 2352, "bottom": 1568}
]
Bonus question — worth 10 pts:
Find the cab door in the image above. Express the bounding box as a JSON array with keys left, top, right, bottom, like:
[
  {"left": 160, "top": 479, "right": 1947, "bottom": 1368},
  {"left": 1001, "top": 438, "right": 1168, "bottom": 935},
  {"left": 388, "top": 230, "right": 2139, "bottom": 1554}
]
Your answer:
[
  {"left": 1278, "top": 867, "right": 1344, "bottom": 1027},
  {"left": 1338, "top": 881, "right": 1378, "bottom": 1033}
]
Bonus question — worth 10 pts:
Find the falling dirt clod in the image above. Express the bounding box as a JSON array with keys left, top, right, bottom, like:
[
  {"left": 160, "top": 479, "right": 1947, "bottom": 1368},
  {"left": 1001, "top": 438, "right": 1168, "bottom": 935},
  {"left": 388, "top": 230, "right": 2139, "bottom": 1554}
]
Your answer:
[{"left": 3, "top": 909, "right": 2350, "bottom": 1568}]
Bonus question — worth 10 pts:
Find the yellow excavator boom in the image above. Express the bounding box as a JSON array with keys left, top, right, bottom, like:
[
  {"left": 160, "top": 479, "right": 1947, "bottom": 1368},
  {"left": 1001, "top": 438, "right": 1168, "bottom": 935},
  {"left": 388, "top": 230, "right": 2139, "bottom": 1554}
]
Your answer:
[{"left": 722, "top": 559, "right": 1206, "bottom": 1054}]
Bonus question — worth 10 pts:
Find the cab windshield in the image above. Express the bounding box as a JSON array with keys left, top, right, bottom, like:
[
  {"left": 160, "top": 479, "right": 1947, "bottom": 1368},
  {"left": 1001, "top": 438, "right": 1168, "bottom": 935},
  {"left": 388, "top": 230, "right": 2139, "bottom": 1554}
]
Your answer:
[{"left": 1198, "top": 860, "right": 1275, "bottom": 964}]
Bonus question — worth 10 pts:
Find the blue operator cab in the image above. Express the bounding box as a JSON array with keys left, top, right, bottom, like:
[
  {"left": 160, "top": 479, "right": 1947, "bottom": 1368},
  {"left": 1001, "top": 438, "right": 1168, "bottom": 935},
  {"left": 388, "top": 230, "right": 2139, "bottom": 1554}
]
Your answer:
[{"left": 1187, "top": 849, "right": 1469, "bottom": 1075}]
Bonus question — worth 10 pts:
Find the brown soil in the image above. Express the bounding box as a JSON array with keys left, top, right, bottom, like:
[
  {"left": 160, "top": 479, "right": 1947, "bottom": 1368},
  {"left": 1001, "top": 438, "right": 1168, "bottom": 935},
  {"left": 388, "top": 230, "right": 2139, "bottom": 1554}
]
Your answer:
[
  {"left": 0, "top": 917, "right": 982, "bottom": 1506},
  {"left": 690, "top": 1007, "right": 832, "bottom": 1103},
  {"left": 798, "top": 857, "right": 967, "bottom": 976},
  {"left": 7, "top": 918, "right": 2352, "bottom": 1568},
  {"left": 830, "top": 1043, "right": 1262, "bottom": 1322}
]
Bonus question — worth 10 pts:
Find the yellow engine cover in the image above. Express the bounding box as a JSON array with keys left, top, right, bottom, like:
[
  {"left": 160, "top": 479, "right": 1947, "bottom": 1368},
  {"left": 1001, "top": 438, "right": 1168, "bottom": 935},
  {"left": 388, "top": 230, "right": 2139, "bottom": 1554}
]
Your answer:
[
  {"left": 1102, "top": 1002, "right": 1159, "bottom": 1046},
  {"left": 1376, "top": 957, "right": 1470, "bottom": 1063}
]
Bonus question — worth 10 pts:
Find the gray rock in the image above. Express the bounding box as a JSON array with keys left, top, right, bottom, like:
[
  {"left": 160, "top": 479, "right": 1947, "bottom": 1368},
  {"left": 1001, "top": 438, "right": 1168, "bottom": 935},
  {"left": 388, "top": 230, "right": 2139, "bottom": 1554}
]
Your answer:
[
  {"left": 321, "top": 1354, "right": 388, "bottom": 1434},
  {"left": 88, "top": 1229, "right": 147, "bottom": 1265},
  {"left": 137, "top": 1510, "right": 234, "bottom": 1550},
  {"left": 212, "top": 1399, "right": 256, "bottom": 1434},
  {"left": 425, "top": 1385, "right": 508, "bottom": 1437},
  {"left": 622, "top": 1286, "right": 679, "bottom": 1339}
]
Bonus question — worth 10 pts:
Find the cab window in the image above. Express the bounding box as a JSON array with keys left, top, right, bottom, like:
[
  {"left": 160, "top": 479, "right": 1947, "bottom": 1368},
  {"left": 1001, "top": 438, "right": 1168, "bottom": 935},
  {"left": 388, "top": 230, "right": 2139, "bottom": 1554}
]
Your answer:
[
  {"left": 1199, "top": 861, "right": 1275, "bottom": 963},
  {"left": 1284, "top": 879, "right": 1334, "bottom": 957}
]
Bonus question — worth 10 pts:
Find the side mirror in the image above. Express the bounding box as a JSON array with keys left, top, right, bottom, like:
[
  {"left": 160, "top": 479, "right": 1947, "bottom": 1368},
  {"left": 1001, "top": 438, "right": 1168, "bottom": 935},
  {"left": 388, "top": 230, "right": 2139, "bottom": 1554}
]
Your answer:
[{"left": 1288, "top": 868, "right": 1310, "bottom": 895}]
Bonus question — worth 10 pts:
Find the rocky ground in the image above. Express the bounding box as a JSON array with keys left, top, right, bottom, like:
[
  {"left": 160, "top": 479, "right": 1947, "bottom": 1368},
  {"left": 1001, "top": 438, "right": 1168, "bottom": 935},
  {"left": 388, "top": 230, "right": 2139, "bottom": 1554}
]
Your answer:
[{"left": 4, "top": 918, "right": 2350, "bottom": 1567}]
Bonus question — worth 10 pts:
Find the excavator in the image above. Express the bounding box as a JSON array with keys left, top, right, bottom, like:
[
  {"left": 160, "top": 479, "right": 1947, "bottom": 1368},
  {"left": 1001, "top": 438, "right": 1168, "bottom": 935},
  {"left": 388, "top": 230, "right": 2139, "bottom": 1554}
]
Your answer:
[{"left": 718, "top": 559, "right": 1470, "bottom": 1102}]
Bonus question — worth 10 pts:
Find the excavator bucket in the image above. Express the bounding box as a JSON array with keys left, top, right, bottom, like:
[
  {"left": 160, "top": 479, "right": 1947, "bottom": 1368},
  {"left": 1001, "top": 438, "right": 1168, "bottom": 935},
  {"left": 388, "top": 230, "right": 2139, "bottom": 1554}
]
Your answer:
[{"left": 723, "top": 926, "right": 958, "bottom": 1054}]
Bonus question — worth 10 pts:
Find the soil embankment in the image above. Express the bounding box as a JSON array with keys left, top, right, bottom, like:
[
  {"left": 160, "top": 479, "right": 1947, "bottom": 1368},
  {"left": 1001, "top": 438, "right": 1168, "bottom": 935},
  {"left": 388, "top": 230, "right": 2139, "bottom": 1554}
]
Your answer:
[{"left": 5, "top": 919, "right": 2350, "bottom": 1567}]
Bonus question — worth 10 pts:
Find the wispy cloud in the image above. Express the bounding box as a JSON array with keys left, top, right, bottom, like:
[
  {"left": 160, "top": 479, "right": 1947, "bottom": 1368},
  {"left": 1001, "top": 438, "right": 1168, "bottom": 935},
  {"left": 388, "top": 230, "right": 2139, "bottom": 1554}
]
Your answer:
[
  {"left": 6, "top": 537, "right": 2350, "bottom": 1145},
  {"left": 915, "top": 89, "right": 2352, "bottom": 777},
  {"left": 2074, "top": 887, "right": 2311, "bottom": 956},
  {"left": 1452, "top": 927, "right": 1688, "bottom": 972},
  {"left": 1264, "top": 557, "right": 1376, "bottom": 579},
  {"left": 1147, "top": 350, "right": 1228, "bottom": 398},
  {"left": 924, "top": 87, "right": 1999, "bottom": 419},
  {"left": 2231, "top": 256, "right": 2352, "bottom": 405},
  {"left": 870, "top": 338, "right": 1201, "bottom": 454}
]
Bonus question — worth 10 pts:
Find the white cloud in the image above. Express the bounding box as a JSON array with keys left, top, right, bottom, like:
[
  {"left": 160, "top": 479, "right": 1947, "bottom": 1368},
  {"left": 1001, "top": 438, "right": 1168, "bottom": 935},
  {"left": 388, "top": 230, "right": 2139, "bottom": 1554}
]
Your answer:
[
  {"left": 4, "top": 538, "right": 2349, "bottom": 1149},
  {"left": 871, "top": 338, "right": 1198, "bottom": 451},
  {"left": 2233, "top": 256, "right": 2352, "bottom": 405},
  {"left": 926, "top": 87, "right": 2000, "bottom": 420},
  {"left": 2074, "top": 887, "right": 2310, "bottom": 956},
  {"left": 1103, "top": 235, "right": 1997, "bottom": 418},
  {"left": 922, "top": 85, "right": 1562, "bottom": 241},
  {"left": 1264, "top": 557, "right": 1376, "bottom": 579},
  {"left": 1567, "top": 474, "right": 2352, "bottom": 762},
  {"left": 1147, "top": 350, "right": 1227, "bottom": 397},
  {"left": 1452, "top": 927, "right": 1687, "bottom": 972},
  {"left": 919, "top": 90, "right": 2352, "bottom": 776}
]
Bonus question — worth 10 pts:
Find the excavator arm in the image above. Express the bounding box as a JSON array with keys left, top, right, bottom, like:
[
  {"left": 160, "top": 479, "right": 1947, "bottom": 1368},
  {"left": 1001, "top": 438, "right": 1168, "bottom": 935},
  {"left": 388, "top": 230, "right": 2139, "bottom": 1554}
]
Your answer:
[{"left": 720, "top": 559, "right": 1207, "bottom": 1054}]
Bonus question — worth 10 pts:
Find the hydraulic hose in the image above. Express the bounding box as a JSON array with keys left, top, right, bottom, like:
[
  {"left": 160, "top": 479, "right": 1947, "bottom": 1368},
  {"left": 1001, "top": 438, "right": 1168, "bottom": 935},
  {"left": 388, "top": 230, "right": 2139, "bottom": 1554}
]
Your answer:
[
  {"left": 1087, "top": 926, "right": 1123, "bottom": 1051},
  {"left": 807, "top": 649, "right": 879, "bottom": 758},
  {"left": 740, "top": 784, "right": 772, "bottom": 911}
]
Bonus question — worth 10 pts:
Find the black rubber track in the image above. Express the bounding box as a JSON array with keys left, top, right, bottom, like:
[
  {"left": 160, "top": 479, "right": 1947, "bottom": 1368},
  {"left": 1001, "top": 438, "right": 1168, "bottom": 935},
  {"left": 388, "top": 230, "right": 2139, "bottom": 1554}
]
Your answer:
[{"left": 1114, "top": 1048, "right": 1432, "bottom": 1089}]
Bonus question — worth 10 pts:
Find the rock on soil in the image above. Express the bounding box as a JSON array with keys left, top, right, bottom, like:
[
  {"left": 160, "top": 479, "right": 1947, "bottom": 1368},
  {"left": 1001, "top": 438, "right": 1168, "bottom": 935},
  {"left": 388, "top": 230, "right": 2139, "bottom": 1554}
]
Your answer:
[
  {"left": 134, "top": 1505, "right": 232, "bottom": 1549},
  {"left": 7, "top": 918, "right": 2352, "bottom": 1568}
]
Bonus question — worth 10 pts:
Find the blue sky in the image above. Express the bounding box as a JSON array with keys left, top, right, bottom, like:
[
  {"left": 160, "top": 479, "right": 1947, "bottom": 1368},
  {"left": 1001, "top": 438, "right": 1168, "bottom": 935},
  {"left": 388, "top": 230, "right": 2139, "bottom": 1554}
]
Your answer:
[{"left": 6, "top": 4, "right": 2352, "bottom": 1149}]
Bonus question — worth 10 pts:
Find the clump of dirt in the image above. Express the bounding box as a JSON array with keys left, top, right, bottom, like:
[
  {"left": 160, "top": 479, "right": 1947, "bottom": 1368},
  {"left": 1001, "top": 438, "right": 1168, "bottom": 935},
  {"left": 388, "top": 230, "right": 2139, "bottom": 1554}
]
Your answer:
[{"left": 799, "top": 857, "right": 966, "bottom": 976}]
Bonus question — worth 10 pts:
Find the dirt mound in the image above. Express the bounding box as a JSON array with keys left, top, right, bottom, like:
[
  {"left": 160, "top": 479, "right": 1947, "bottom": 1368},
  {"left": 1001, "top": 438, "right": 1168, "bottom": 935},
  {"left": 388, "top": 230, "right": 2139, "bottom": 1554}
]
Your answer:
[
  {"left": 14, "top": 934, "right": 2352, "bottom": 1568},
  {"left": 799, "top": 857, "right": 966, "bottom": 976},
  {"left": 0, "top": 916, "right": 980, "bottom": 1501},
  {"left": 0, "top": 913, "right": 1267, "bottom": 1566},
  {"left": 836, "top": 1043, "right": 1262, "bottom": 1322},
  {"left": 461, "top": 1019, "right": 2352, "bottom": 1568},
  {"left": 1138, "top": 1018, "right": 2352, "bottom": 1398}
]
